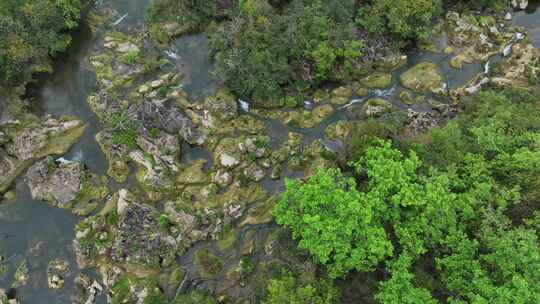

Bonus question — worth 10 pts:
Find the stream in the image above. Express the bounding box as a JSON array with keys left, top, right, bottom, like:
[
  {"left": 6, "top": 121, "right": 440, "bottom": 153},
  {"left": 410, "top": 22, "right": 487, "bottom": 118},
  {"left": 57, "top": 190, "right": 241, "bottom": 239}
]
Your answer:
[{"left": 1, "top": 1, "right": 540, "bottom": 302}]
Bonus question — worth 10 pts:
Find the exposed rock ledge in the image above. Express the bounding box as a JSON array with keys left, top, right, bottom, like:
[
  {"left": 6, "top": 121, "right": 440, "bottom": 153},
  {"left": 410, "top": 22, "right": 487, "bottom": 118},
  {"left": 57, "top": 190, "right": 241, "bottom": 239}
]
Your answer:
[{"left": 0, "top": 115, "right": 86, "bottom": 193}]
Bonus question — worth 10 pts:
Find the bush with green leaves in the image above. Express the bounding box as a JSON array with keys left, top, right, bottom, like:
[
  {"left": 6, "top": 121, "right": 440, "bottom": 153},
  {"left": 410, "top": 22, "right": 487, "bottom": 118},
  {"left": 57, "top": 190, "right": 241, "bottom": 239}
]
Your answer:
[{"left": 0, "top": 0, "right": 84, "bottom": 85}]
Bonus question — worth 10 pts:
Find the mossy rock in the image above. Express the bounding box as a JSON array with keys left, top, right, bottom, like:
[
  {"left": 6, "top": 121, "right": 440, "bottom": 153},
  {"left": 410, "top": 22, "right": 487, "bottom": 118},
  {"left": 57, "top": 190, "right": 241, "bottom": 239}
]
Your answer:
[
  {"left": 240, "top": 196, "right": 278, "bottom": 227},
  {"left": 217, "top": 229, "right": 238, "bottom": 252},
  {"left": 450, "top": 52, "right": 474, "bottom": 69},
  {"left": 362, "top": 98, "right": 393, "bottom": 117},
  {"left": 399, "top": 91, "right": 416, "bottom": 105},
  {"left": 330, "top": 86, "right": 353, "bottom": 105},
  {"left": 400, "top": 62, "right": 443, "bottom": 93},
  {"left": 194, "top": 250, "right": 223, "bottom": 279},
  {"left": 360, "top": 73, "right": 392, "bottom": 89},
  {"left": 176, "top": 159, "right": 209, "bottom": 186}
]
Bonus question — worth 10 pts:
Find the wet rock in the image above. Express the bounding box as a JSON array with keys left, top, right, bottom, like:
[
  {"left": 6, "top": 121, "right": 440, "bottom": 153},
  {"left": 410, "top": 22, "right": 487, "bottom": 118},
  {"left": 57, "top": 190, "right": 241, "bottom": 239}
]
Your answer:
[
  {"left": 220, "top": 153, "right": 240, "bottom": 168},
  {"left": 450, "top": 52, "right": 474, "bottom": 69},
  {"left": 0, "top": 116, "right": 86, "bottom": 193},
  {"left": 374, "top": 53, "right": 408, "bottom": 71},
  {"left": 270, "top": 164, "right": 283, "bottom": 180},
  {"left": 399, "top": 91, "right": 415, "bottom": 105},
  {"left": 491, "top": 43, "right": 540, "bottom": 89},
  {"left": 359, "top": 72, "right": 392, "bottom": 89},
  {"left": 215, "top": 138, "right": 242, "bottom": 169},
  {"left": 0, "top": 289, "right": 19, "bottom": 304},
  {"left": 240, "top": 196, "right": 277, "bottom": 227},
  {"left": 25, "top": 158, "right": 107, "bottom": 214},
  {"left": 362, "top": 98, "right": 393, "bottom": 117},
  {"left": 13, "top": 259, "right": 29, "bottom": 288},
  {"left": 177, "top": 159, "right": 209, "bottom": 185},
  {"left": 139, "top": 101, "right": 205, "bottom": 146},
  {"left": 446, "top": 12, "right": 481, "bottom": 47},
  {"left": 325, "top": 121, "right": 355, "bottom": 141},
  {"left": 330, "top": 86, "right": 353, "bottom": 105},
  {"left": 47, "top": 259, "right": 69, "bottom": 289},
  {"left": 400, "top": 62, "right": 444, "bottom": 93},
  {"left": 96, "top": 131, "right": 130, "bottom": 183},
  {"left": 243, "top": 164, "right": 265, "bottom": 182},
  {"left": 75, "top": 273, "right": 103, "bottom": 304},
  {"left": 74, "top": 189, "right": 178, "bottom": 269},
  {"left": 203, "top": 88, "right": 238, "bottom": 124},
  {"left": 213, "top": 169, "right": 233, "bottom": 187},
  {"left": 405, "top": 110, "right": 440, "bottom": 134},
  {"left": 3, "top": 191, "right": 15, "bottom": 201}
]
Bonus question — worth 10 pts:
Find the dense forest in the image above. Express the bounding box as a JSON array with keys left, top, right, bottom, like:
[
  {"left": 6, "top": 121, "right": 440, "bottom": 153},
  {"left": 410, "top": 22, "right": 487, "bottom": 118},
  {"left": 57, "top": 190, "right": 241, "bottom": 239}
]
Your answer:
[{"left": 0, "top": 0, "right": 539, "bottom": 303}]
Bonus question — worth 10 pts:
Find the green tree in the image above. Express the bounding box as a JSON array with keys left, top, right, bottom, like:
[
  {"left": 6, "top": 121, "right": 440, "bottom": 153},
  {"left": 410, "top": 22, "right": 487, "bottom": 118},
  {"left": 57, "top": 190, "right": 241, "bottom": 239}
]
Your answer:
[
  {"left": 0, "top": 0, "right": 84, "bottom": 85},
  {"left": 273, "top": 166, "right": 393, "bottom": 278},
  {"left": 209, "top": 0, "right": 363, "bottom": 104},
  {"left": 357, "top": 0, "right": 441, "bottom": 42}
]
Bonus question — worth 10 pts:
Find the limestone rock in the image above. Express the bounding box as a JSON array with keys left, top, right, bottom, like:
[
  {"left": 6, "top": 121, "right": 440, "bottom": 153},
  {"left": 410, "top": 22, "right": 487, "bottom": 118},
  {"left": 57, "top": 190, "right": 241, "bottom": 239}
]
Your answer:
[{"left": 400, "top": 62, "right": 444, "bottom": 93}]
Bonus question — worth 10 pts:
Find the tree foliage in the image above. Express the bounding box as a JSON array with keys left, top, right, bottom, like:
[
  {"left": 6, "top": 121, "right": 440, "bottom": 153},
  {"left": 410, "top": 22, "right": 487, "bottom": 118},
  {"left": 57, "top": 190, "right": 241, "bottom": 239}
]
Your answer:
[
  {"left": 209, "top": 0, "right": 363, "bottom": 104},
  {"left": 357, "top": 0, "right": 441, "bottom": 42},
  {"left": 275, "top": 90, "right": 540, "bottom": 302},
  {"left": 0, "top": 0, "right": 84, "bottom": 85}
]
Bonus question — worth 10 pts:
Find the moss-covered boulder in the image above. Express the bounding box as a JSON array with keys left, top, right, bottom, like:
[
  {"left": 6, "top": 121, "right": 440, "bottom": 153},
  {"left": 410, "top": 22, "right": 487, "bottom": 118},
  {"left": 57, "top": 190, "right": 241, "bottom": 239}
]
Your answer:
[
  {"left": 194, "top": 250, "right": 223, "bottom": 279},
  {"left": 400, "top": 62, "right": 444, "bottom": 93},
  {"left": 25, "top": 158, "right": 108, "bottom": 215},
  {"left": 0, "top": 116, "right": 86, "bottom": 193},
  {"left": 362, "top": 98, "right": 393, "bottom": 117},
  {"left": 359, "top": 72, "right": 392, "bottom": 89}
]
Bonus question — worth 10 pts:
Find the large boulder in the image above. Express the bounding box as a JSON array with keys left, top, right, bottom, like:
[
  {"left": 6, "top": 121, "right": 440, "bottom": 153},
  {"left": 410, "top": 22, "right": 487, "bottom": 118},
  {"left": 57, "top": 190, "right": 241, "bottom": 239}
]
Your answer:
[
  {"left": 25, "top": 158, "right": 107, "bottom": 215},
  {"left": 400, "top": 62, "right": 444, "bottom": 93},
  {"left": 0, "top": 116, "right": 86, "bottom": 193}
]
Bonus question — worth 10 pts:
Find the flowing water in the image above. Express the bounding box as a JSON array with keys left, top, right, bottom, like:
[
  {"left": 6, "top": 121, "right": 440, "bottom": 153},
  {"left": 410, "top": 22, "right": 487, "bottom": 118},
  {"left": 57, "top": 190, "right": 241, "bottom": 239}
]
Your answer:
[{"left": 1, "top": 1, "right": 540, "bottom": 302}]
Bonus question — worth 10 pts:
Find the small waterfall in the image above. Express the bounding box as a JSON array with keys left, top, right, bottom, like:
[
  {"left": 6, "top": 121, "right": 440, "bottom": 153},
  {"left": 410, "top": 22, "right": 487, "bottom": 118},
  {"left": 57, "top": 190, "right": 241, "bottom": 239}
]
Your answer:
[
  {"left": 165, "top": 50, "right": 181, "bottom": 60},
  {"left": 373, "top": 86, "right": 396, "bottom": 98},
  {"left": 484, "top": 60, "right": 491, "bottom": 74},
  {"left": 112, "top": 13, "right": 128, "bottom": 26},
  {"left": 503, "top": 32, "right": 526, "bottom": 57},
  {"left": 342, "top": 98, "right": 365, "bottom": 109},
  {"left": 239, "top": 99, "right": 250, "bottom": 112}
]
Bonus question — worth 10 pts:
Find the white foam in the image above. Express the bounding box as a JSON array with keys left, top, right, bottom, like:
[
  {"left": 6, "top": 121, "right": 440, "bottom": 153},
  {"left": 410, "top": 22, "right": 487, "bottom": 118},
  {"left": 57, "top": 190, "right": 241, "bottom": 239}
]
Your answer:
[
  {"left": 342, "top": 98, "right": 365, "bottom": 109},
  {"left": 239, "top": 100, "right": 250, "bottom": 112},
  {"left": 165, "top": 50, "right": 181, "bottom": 60},
  {"left": 112, "top": 13, "right": 128, "bottom": 26}
]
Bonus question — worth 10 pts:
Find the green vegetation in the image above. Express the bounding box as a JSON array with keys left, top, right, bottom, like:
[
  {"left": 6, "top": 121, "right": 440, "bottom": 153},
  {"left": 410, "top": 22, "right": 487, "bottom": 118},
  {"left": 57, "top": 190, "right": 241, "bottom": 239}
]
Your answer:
[
  {"left": 0, "top": 0, "right": 84, "bottom": 85},
  {"left": 357, "top": 0, "right": 441, "bottom": 42},
  {"left": 275, "top": 90, "right": 540, "bottom": 302},
  {"left": 146, "top": 0, "right": 225, "bottom": 44},
  {"left": 103, "top": 112, "right": 141, "bottom": 150},
  {"left": 209, "top": 0, "right": 363, "bottom": 104},
  {"left": 263, "top": 271, "right": 339, "bottom": 304}
]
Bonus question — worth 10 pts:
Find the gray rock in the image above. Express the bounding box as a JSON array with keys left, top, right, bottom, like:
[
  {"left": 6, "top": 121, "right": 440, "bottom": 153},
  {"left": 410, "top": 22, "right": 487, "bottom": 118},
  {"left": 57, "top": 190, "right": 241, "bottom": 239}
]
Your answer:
[{"left": 25, "top": 158, "right": 82, "bottom": 208}]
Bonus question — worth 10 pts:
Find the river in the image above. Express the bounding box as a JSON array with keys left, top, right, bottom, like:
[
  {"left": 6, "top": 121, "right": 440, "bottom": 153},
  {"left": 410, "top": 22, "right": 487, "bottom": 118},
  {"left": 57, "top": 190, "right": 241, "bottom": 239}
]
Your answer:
[{"left": 1, "top": 1, "right": 539, "bottom": 302}]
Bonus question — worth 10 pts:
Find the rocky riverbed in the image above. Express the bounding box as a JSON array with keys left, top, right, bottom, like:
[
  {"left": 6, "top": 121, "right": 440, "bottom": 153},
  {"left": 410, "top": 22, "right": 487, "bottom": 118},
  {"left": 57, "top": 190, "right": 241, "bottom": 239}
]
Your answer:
[{"left": 1, "top": 0, "right": 539, "bottom": 303}]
